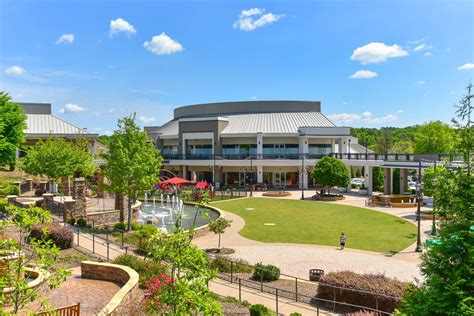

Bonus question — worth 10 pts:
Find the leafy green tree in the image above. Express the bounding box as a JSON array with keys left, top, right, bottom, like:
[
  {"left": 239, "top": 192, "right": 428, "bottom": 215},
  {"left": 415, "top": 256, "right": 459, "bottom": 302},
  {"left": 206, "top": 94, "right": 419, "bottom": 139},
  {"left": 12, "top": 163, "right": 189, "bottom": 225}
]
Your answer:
[
  {"left": 145, "top": 229, "right": 221, "bottom": 314},
  {"left": 414, "top": 121, "right": 455, "bottom": 154},
  {"left": 392, "top": 169, "right": 400, "bottom": 194},
  {"left": 20, "top": 138, "right": 95, "bottom": 189},
  {"left": 312, "top": 156, "right": 350, "bottom": 195},
  {"left": 0, "top": 205, "right": 70, "bottom": 313},
  {"left": 422, "top": 165, "right": 447, "bottom": 197},
  {"left": 391, "top": 140, "right": 415, "bottom": 154},
  {"left": 208, "top": 217, "right": 232, "bottom": 251},
  {"left": 0, "top": 92, "right": 27, "bottom": 169},
  {"left": 396, "top": 84, "right": 474, "bottom": 315},
  {"left": 375, "top": 129, "right": 393, "bottom": 153},
  {"left": 372, "top": 167, "right": 384, "bottom": 192},
  {"left": 102, "top": 114, "right": 163, "bottom": 230}
]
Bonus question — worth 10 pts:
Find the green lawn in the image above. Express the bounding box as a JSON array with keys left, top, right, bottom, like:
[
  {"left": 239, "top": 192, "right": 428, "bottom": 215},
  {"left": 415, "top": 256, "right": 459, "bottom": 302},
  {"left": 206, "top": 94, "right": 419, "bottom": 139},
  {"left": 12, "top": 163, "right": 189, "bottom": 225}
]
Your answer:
[{"left": 213, "top": 197, "right": 417, "bottom": 253}]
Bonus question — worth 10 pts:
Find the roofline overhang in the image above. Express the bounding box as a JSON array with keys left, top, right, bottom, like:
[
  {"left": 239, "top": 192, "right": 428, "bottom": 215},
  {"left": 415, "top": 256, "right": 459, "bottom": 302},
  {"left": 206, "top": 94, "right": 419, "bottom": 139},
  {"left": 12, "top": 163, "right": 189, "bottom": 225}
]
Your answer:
[{"left": 25, "top": 133, "right": 98, "bottom": 138}]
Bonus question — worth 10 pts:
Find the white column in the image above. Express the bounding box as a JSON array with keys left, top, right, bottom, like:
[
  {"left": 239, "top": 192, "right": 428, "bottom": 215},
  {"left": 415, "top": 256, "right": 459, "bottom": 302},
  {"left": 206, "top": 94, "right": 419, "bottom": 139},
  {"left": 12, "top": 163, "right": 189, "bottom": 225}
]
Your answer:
[
  {"left": 331, "top": 139, "right": 336, "bottom": 153},
  {"left": 298, "top": 169, "right": 308, "bottom": 189},
  {"left": 338, "top": 138, "right": 343, "bottom": 154},
  {"left": 257, "top": 165, "right": 263, "bottom": 183},
  {"left": 341, "top": 138, "right": 349, "bottom": 154},
  {"left": 182, "top": 165, "right": 187, "bottom": 179},
  {"left": 299, "top": 137, "right": 309, "bottom": 155},
  {"left": 364, "top": 166, "right": 373, "bottom": 195},
  {"left": 257, "top": 132, "right": 263, "bottom": 158}
]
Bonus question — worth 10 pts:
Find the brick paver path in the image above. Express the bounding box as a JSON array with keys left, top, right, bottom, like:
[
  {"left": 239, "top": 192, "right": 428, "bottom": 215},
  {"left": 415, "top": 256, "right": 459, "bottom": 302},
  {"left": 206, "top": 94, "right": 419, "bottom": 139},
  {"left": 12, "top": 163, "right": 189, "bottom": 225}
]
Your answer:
[{"left": 18, "top": 267, "right": 121, "bottom": 316}]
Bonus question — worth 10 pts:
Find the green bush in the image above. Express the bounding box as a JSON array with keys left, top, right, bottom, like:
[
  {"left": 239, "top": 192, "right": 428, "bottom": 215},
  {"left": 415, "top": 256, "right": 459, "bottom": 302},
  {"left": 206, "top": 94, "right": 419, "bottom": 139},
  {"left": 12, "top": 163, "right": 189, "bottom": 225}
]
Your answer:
[
  {"left": 131, "top": 222, "right": 141, "bottom": 230},
  {"left": 112, "top": 254, "right": 167, "bottom": 288},
  {"left": 208, "top": 256, "right": 253, "bottom": 273},
  {"left": 290, "top": 313, "right": 302, "bottom": 316},
  {"left": 138, "top": 224, "right": 158, "bottom": 238},
  {"left": 66, "top": 217, "right": 76, "bottom": 226},
  {"left": 249, "top": 304, "right": 272, "bottom": 316},
  {"left": 252, "top": 263, "right": 280, "bottom": 282},
  {"left": 76, "top": 218, "right": 87, "bottom": 227},
  {"left": 114, "top": 222, "right": 127, "bottom": 231},
  {"left": 0, "top": 197, "right": 8, "bottom": 213},
  {"left": 0, "top": 184, "right": 19, "bottom": 197}
]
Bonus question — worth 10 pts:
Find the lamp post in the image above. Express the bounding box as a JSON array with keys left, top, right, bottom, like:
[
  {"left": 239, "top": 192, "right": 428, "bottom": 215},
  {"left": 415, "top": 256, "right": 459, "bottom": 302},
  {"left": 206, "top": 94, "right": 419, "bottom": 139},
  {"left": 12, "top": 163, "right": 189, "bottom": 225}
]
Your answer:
[
  {"left": 348, "top": 138, "right": 351, "bottom": 158},
  {"left": 431, "top": 160, "right": 437, "bottom": 235},
  {"left": 249, "top": 156, "right": 253, "bottom": 197},
  {"left": 365, "top": 137, "right": 368, "bottom": 160},
  {"left": 415, "top": 160, "right": 423, "bottom": 252}
]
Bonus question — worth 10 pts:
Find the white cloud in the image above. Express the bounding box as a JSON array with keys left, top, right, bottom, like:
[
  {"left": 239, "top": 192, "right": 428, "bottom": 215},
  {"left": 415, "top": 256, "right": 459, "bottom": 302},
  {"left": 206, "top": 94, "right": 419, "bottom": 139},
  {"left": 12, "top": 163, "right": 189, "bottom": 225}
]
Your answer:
[
  {"left": 424, "top": 52, "right": 432, "bottom": 56},
  {"left": 396, "top": 109, "right": 403, "bottom": 114},
  {"left": 251, "top": 96, "right": 257, "bottom": 100},
  {"left": 458, "top": 63, "right": 474, "bottom": 71},
  {"left": 413, "top": 43, "right": 432, "bottom": 52},
  {"left": 349, "top": 70, "right": 377, "bottom": 79},
  {"left": 328, "top": 111, "right": 398, "bottom": 125},
  {"left": 109, "top": 18, "right": 136, "bottom": 36},
  {"left": 56, "top": 34, "right": 74, "bottom": 44},
  {"left": 416, "top": 80, "right": 426, "bottom": 85},
  {"left": 233, "top": 8, "right": 284, "bottom": 31},
  {"left": 139, "top": 115, "right": 157, "bottom": 123},
  {"left": 59, "top": 103, "right": 87, "bottom": 114},
  {"left": 351, "top": 42, "right": 408, "bottom": 64},
  {"left": 4, "top": 66, "right": 26, "bottom": 75},
  {"left": 143, "top": 33, "right": 183, "bottom": 55},
  {"left": 408, "top": 37, "right": 428, "bottom": 44}
]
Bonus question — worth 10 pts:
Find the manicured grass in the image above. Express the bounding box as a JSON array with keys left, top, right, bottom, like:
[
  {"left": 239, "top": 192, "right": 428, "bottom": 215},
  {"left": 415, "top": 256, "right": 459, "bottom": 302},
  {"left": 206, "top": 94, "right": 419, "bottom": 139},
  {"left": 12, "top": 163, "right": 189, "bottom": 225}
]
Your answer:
[{"left": 214, "top": 197, "right": 416, "bottom": 253}]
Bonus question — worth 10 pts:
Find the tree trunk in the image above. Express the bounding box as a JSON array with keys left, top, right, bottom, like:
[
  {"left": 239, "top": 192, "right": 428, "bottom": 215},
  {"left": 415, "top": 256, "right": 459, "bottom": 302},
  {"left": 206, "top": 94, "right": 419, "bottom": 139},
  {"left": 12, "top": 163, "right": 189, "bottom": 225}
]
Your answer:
[
  {"left": 127, "top": 193, "right": 132, "bottom": 231},
  {"left": 218, "top": 233, "right": 221, "bottom": 250}
]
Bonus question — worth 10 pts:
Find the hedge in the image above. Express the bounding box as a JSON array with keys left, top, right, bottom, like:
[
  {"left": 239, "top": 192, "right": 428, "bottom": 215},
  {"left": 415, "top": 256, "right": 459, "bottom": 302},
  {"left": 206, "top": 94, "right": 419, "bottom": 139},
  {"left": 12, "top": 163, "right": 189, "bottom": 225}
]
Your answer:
[
  {"left": 30, "top": 223, "right": 74, "bottom": 249},
  {"left": 316, "top": 271, "right": 408, "bottom": 313},
  {"left": 113, "top": 254, "right": 167, "bottom": 288},
  {"left": 208, "top": 256, "right": 253, "bottom": 273},
  {"left": 252, "top": 263, "right": 280, "bottom": 282}
]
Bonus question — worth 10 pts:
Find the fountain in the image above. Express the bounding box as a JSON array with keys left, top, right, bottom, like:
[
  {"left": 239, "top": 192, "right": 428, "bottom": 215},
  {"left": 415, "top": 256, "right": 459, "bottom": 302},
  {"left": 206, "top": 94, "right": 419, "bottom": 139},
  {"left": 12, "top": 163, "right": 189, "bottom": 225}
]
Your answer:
[{"left": 138, "top": 194, "right": 219, "bottom": 232}]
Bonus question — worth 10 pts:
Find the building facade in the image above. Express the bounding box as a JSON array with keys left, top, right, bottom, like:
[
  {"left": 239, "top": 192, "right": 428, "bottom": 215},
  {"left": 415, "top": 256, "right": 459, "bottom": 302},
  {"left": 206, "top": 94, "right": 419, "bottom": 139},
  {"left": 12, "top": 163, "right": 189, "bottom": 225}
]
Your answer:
[{"left": 145, "top": 101, "right": 379, "bottom": 191}]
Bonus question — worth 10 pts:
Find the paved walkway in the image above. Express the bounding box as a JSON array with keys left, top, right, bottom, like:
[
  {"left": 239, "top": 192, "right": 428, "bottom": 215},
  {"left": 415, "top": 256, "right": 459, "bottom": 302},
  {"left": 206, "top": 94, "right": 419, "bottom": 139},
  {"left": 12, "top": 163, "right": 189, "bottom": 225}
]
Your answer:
[
  {"left": 18, "top": 267, "right": 121, "bottom": 316},
  {"left": 194, "top": 190, "right": 433, "bottom": 282}
]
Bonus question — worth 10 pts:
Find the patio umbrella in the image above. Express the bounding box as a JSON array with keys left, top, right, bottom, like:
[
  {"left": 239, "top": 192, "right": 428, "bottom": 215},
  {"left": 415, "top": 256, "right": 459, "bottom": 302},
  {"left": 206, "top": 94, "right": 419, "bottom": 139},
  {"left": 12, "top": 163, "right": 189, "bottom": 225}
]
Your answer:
[
  {"left": 161, "top": 177, "right": 193, "bottom": 185},
  {"left": 195, "top": 181, "right": 211, "bottom": 190}
]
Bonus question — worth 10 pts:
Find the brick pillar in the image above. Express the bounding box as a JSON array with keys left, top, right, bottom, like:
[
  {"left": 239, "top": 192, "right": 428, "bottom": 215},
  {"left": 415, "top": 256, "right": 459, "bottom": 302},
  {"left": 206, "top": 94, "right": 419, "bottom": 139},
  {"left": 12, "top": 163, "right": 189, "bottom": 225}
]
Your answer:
[
  {"left": 42, "top": 193, "right": 54, "bottom": 211},
  {"left": 73, "top": 178, "right": 87, "bottom": 217},
  {"left": 64, "top": 200, "right": 75, "bottom": 221},
  {"left": 26, "top": 179, "right": 33, "bottom": 192},
  {"left": 7, "top": 195, "right": 17, "bottom": 205},
  {"left": 61, "top": 176, "right": 71, "bottom": 196}
]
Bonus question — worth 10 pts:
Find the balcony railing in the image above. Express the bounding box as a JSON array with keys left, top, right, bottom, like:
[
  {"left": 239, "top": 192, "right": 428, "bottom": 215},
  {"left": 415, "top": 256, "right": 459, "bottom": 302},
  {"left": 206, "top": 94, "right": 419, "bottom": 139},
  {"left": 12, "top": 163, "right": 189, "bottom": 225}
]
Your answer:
[{"left": 161, "top": 153, "right": 463, "bottom": 162}]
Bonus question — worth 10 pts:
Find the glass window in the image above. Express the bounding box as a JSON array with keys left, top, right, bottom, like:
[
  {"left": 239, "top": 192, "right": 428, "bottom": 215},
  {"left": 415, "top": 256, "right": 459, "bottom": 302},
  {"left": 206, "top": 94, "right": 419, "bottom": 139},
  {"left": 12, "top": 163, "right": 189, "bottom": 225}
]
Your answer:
[
  {"left": 263, "top": 144, "right": 274, "bottom": 155},
  {"left": 309, "top": 144, "right": 331, "bottom": 155}
]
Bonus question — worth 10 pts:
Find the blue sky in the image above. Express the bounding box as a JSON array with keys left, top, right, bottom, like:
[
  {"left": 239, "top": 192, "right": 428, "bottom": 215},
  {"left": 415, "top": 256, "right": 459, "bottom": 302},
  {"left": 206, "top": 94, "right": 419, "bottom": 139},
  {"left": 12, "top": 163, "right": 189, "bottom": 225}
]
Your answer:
[{"left": 1, "top": 0, "right": 472, "bottom": 134}]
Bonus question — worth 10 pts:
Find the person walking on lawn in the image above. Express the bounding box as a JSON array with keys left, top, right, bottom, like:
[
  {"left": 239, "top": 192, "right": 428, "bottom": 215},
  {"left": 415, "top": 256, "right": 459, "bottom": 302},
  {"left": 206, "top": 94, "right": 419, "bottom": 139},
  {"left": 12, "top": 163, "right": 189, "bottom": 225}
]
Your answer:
[{"left": 340, "top": 232, "right": 346, "bottom": 250}]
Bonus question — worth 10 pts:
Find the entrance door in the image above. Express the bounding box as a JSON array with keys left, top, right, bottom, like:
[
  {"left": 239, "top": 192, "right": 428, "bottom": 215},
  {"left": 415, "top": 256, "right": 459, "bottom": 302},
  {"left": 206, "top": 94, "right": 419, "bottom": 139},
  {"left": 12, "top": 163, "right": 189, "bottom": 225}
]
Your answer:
[{"left": 274, "top": 172, "right": 286, "bottom": 188}]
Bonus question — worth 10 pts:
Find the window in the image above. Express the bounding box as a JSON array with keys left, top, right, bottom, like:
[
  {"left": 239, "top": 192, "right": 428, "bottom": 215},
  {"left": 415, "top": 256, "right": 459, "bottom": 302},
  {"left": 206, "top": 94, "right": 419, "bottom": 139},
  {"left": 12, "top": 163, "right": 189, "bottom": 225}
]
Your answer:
[{"left": 309, "top": 144, "right": 331, "bottom": 155}]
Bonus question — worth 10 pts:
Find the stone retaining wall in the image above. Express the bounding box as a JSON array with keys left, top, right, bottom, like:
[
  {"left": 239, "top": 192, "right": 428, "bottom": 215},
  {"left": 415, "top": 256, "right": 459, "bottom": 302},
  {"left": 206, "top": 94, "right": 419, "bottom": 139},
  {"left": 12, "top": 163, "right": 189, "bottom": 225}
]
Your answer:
[
  {"left": 85, "top": 207, "right": 140, "bottom": 226},
  {"left": 81, "top": 261, "right": 140, "bottom": 316}
]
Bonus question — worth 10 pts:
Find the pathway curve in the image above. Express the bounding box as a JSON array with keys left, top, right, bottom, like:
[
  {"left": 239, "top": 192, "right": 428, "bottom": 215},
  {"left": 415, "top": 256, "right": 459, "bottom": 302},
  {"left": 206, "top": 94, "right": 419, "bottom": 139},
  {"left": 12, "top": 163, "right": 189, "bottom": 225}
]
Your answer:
[{"left": 193, "top": 190, "right": 433, "bottom": 282}]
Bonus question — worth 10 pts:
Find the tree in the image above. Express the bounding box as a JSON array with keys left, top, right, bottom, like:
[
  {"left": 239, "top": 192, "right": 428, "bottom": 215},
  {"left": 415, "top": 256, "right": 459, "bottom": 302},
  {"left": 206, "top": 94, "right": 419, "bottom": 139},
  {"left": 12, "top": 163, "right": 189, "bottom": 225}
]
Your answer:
[
  {"left": 414, "top": 121, "right": 455, "bottom": 154},
  {"left": 312, "top": 156, "right": 349, "bottom": 195},
  {"left": 392, "top": 169, "right": 400, "bottom": 194},
  {"left": 102, "top": 114, "right": 163, "bottom": 230},
  {"left": 20, "top": 138, "right": 96, "bottom": 189},
  {"left": 422, "top": 165, "right": 447, "bottom": 197},
  {"left": 145, "top": 229, "right": 221, "bottom": 314},
  {"left": 0, "top": 92, "right": 27, "bottom": 169},
  {"left": 372, "top": 167, "right": 384, "bottom": 192},
  {"left": 391, "top": 140, "right": 415, "bottom": 154},
  {"left": 208, "top": 217, "right": 232, "bottom": 251},
  {"left": 0, "top": 205, "right": 70, "bottom": 313},
  {"left": 396, "top": 84, "right": 474, "bottom": 315},
  {"left": 375, "top": 129, "right": 393, "bottom": 153}
]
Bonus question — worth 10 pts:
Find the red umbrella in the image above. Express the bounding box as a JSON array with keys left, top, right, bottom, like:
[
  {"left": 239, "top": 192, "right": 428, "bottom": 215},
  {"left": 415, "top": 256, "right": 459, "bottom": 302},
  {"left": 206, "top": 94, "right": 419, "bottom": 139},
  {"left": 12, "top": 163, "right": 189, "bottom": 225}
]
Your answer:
[
  {"left": 161, "top": 177, "right": 193, "bottom": 185},
  {"left": 195, "top": 181, "right": 211, "bottom": 190}
]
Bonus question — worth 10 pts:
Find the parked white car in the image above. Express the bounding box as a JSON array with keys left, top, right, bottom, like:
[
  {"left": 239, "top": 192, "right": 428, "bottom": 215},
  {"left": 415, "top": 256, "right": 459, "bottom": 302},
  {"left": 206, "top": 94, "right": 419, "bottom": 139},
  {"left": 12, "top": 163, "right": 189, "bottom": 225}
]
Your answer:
[
  {"left": 351, "top": 178, "right": 364, "bottom": 187},
  {"left": 408, "top": 181, "right": 417, "bottom": 191}
]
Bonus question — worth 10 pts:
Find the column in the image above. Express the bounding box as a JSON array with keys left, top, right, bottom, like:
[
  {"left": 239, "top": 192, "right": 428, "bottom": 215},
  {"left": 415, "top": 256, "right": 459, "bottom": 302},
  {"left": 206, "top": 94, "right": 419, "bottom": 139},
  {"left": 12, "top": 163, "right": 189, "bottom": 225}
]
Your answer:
[
  {"left": 257, "top": 165, "right": 263, "bottom": 183},
  {"left": 298, "top": 170, "right": 308, "bottom": 189},
  {"left": 364, "top": 166, "right": 373, "bottom": 195},
  {"left": 182, "top": 165, "right": 187, "bottom": 180},
  {"left": 331, "top": 139, "right": 336, "bottom": 153},
  {"left": 72, "top": 178, "right": 87, "bottom": 217},
  {"left": 338, "top": 138, "right": 343, "bottom": 154},
  {"left": 191, "top": 171, "right": 197, "bottom": 182},
  {"left": 61, "top": 176, "right": 71, "bottom": 196},
  {"left": 299, "top": 137, "right": 309, "bottom": 156},
  {"left": 257, "top": 133, "right": 263, "bottom": 159},
  {"left": 399, "top": 169, "right": 408, "bottom": 194},
  {"left": 383, "top": 168, "right": 393, "bottom": 195}
]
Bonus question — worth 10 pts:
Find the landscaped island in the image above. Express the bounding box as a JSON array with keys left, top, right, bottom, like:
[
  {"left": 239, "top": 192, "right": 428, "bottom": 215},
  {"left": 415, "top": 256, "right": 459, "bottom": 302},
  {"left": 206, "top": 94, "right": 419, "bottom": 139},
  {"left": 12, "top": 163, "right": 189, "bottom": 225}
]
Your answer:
[{"left": 214, "top": 197, "right": 417, "bottom": 253}]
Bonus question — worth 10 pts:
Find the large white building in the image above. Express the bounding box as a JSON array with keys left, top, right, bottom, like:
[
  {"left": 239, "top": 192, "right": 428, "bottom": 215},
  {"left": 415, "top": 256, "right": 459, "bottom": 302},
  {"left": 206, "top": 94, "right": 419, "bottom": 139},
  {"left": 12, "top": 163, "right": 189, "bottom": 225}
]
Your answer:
[{"left": 145, "top": 101, "right": 430, "bottom": 194}]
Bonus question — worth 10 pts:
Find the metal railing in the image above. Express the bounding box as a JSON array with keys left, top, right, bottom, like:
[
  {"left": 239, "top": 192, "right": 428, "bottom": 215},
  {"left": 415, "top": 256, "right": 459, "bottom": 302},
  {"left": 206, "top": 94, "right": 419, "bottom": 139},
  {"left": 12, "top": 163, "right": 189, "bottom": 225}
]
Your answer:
[{"left": 162, "top": 152, "right": 462, "bottom": 162}]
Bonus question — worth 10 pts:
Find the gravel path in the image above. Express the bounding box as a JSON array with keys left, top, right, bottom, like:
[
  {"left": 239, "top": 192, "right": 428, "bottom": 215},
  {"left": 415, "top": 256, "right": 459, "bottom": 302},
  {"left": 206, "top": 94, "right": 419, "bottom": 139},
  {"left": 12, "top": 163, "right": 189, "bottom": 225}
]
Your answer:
[{"left": 193, "top": 191, "right": 431, "bottom": 282}]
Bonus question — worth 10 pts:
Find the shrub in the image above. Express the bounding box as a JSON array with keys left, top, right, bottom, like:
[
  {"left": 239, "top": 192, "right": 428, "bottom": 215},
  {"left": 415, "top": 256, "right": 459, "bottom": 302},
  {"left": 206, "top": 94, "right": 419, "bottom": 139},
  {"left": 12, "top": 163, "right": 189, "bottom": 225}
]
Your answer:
[
  {"left": 252, "top": 263, "right": 280, "bottom": 282},
  {"left": 0, "top": 197, "right": 8, "bottom": 213},
  {"left": 113, "top": 254, "right": 167, "bottom": 288},
  {"left": 131, "top": 222, "right": 141, "bottom": 230},
  {"left": 0, "top": 184, "right": 19, "bottom": 197},
  {"left": 208, "top": 256, "right": 253, "bottom": 273},
  {"left": 249, "top": 304, "right": 272, "bottom": 316},
  {"left": 114, "top": 222, "right": 127, "bottom": 231},
  {"left": 30, "top": 223, "right": 74, "bottom": 249},
  {"left": 290, "top": 313, "right": 302, "bottom": 316},
  {"left": 138, "top": 224, "right": 158, "bottom": 238},
  {"left": 316, "top": 271, "right": 408, "bottom": 313},
  {"left": 66, "top": 217, "right": 76, "bottom": 226},
  {"left": 76, "top": 218, "right": 87, "bottom": 227}
]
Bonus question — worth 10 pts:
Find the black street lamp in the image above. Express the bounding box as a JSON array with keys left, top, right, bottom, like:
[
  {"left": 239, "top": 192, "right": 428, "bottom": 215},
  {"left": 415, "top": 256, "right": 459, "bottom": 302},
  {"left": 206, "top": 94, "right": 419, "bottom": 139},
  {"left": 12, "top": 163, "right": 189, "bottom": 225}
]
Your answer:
[
  {"left": 301, "top": 155, "right": 305, "bottom": 200},
  {"left": 348, "top": 138, "right": 351, "bottom": 158},
  {"left": 365, "top": 137, "right": 368, "bottom": 160},
  {"left": 415, "top": 160, "right": 423, "bottom": 252},
  {"left": 249, "top": 156, "right": 253, "bottom": 197},
  {"left": 431, "top": 160, "right": 437, "bottom": 235}
]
